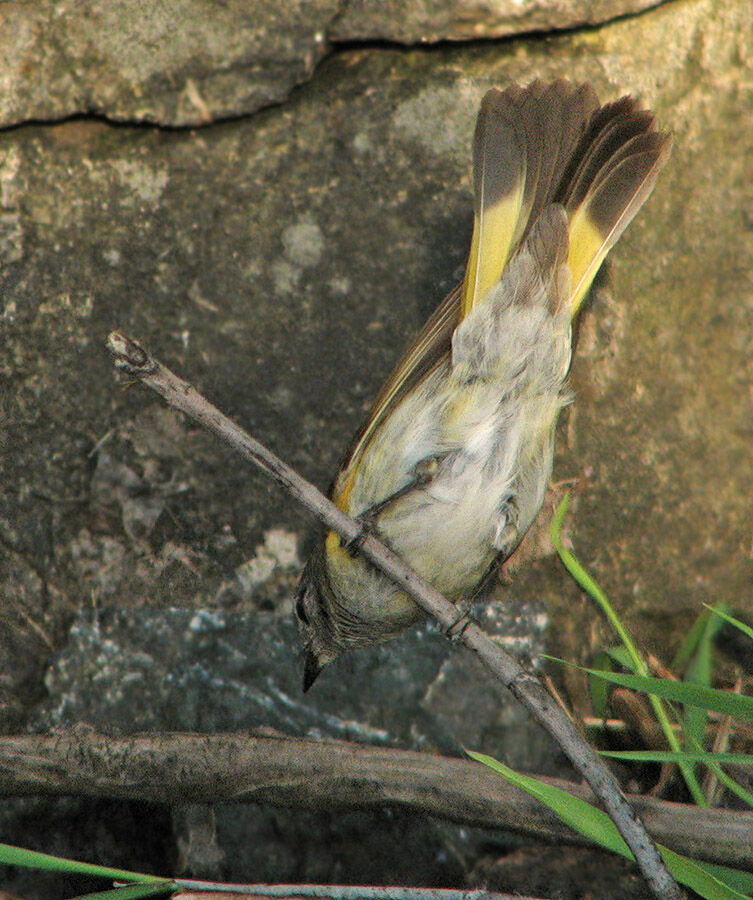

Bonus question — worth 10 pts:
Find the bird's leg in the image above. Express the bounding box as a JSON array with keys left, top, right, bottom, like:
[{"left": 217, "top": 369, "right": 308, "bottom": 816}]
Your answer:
[
  {"left": 444, "top": 555, "right": 501, "bottom": 638},
  {"left": 342, "top": 454, "right": 448, "bottom": 555}
]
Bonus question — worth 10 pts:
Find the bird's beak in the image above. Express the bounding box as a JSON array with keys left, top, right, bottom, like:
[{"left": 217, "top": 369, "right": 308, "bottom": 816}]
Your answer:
[{"left": 302, "top": 649, "right": 323, "bottom": 693}]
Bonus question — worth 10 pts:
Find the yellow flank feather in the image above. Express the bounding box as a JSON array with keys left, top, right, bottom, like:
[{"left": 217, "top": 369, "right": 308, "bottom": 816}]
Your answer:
[
  {"left": 461, "top": 190, "right": 524, "bottom": 319},
  {"left": 332, "top": 465, "right": 356, "bottom": 512},
  {"left": 566, "top": 205, "right": 608, "bottom": 318},
  {"left": 325, "top": 528, "right": 348, "bottom": 564}
]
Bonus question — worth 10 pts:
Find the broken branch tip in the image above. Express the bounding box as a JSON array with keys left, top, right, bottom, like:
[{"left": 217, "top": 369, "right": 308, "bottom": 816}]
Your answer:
[{"left": 106, "top": 331, "right": 155, "bottom": 375}]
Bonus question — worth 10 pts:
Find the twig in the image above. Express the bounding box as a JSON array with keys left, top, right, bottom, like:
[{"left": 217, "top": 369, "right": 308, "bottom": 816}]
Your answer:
[
  {"left": 171, "top": 883, "right": 533, "bottom": 900},
  {"left": 3, "top": 730, "right": 753, "bottom": 868},
  {"left": 105, "top": 332, "right": 684, "bottom": 900}
]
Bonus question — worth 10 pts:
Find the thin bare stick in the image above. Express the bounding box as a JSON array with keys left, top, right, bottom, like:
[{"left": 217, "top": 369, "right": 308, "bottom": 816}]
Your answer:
[
  {"left": 106, "top": 331, "right": 684, "bottom": 900},
  {"left": 172, "top": 884, "right": 534, "bottom": 900},
  {"left": 3, "top": 730, "right": 753, "bottom": 869}
]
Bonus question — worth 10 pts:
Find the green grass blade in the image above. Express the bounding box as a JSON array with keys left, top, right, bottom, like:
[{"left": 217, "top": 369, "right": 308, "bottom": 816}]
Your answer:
[
  {"left": 589, "top": 650, "right": 617, "bottom": 719},
  {"left": 467, "top": 750, "right": 753, "bottom": 899},
  {"left": 672, "top": 605, "right": 726, "bottom": 673},
  {"left": 0, "top": 843, "right": 168, "bottom": 884},
  {"left": 604, "top": 750, "right": 753, "bottom": 807},
  {"left": 467, "top": 750, "right": 631, "bottom": 856},
  {"left": 602, "top": 646, "right": 637, "bottom": 669},
  {"left": 658, "top": 848, "right": 753, "bottom": 900},
  {"left": 550, "top": 493, "right": 645, "bottom": 675},
  {"left": 702, "top": 864, "right": 753, "bottom": 896},
  {"left": 568, "top": 667, "right": 753, "bottom": 720},
  {"left": 550, "top": 493, "right": 707, "bottom": 805},
  {"left": 69, "top": 883, "right": 177, "bottom": 900},
  {"left": 682, "top": 609, "right": 722, "bottom": 789},
  {"left": 706, "top": 606, "right": 753, "bottom": 642},
  {"left": 706, "top": 763, "right": 753, "bottom": 808},
  {"left": 601, "top": 750, "right": 753, "bottom": 765}
]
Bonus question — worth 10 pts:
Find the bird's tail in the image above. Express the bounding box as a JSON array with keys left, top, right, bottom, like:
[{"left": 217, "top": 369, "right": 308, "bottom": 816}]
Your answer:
[{"left": 461, "top": 80, "right": 672, "bottom": 320}]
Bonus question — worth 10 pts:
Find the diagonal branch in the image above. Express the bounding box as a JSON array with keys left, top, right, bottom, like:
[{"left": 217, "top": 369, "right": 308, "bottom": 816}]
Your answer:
[{"left": 105, "top": 331, "right": 684, "bottom": 900}]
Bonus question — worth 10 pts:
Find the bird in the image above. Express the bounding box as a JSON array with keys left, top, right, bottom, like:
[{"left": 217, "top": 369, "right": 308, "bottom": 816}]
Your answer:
[{"left": 295, "top": 79, "right": 671, "bottom": 691}]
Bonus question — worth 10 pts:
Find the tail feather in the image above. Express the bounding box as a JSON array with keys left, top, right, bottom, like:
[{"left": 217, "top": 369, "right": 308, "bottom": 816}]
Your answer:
[
  {"left": 461, "top": 90, "right": 528, "bottom": 318},
  {"left": 558, "top": 98, "right": 652, "bottom": 210},
  {"left": 461, "top": 81, "right": 671, "bottom": 322},
  {"left": 461, "top": 80, "right": 600, "bottom": 318},
  {"left": 565, "top": 128, "right": 671, "bottom": 315},
  {"left": 514, "top": 81, "right": 599, "bottom": 247}
]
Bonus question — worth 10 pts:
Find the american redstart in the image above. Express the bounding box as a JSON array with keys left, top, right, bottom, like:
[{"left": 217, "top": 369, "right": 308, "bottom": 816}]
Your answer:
[{"left": 296, "top": 79, "right": 671, "bottom": 691}]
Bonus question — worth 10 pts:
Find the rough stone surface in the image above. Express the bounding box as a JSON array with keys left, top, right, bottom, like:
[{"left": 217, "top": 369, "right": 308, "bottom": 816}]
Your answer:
[
  {"left": 331, "top": 0, "right": 666, "bottom": 43},
  {"left": 2, "top": 601, "right": 553, "bottom": 893},
  {"left": 0, "top": 0, "right": 336, "bottom": 126},
  {"left": 1, "top": 0, "right": 753, "bottom": 894},
  {"left": 32, "top": 603, "right": 553, "bottom": 759},
  {"left": 471, "top": 844, "right": 649, "bottom": 899},
  {"left": 2, "top": 0, "right": 751, "bottom": 719},
  {"left": 0, "top": 0, "right": 671, "bottom": 127}
]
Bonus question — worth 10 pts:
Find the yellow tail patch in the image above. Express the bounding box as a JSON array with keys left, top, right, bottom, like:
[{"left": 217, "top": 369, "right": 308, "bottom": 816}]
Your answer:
[
  {"left": 566, "top": 206, "right": 608, "bottom": 318},
  {"left": 461, "top": 190, "right": 524, "bottom": 318}
]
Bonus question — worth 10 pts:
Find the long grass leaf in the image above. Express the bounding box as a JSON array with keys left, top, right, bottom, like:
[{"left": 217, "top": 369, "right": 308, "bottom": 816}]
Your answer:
[
  {"left": 601, "top": 750, "right": 753, "bottom": 765},
  {"left": 467, "top": 751, "right": 753, "bottom": 899},
  {"left": 69, "top": 883, "right": 176, "bottom": 900},
  {"left": 706, "top": 606, "right": 753, "bottom": 642},
  {"left": 0, "top": 843, "right": 167, "bottom": 884},
  {"left": 550, "top": 493, "right": 707, "bottom": 804},
  {"left": 550, "top": 494, "right": 645, "bottom": 674},
  {"left": 672, "top": 605, "right": 726, "bottom": 673},
  {"left": 565, "top": 667, "right": 753, "bottom": 720}
]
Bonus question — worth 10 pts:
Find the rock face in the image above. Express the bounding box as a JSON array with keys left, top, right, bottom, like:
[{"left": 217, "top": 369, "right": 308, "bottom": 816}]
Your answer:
[
  {"left": 0, "top": 0, "right": 337, "bottom": 126},
  {"left": 330, "top": 0, "right": 667, "bottom": 43},
  {"left": 34, "top": 603, "right": 553, "bottom": 760},
  {"left": 1, "top": 0, "right": 752, "bottom": 896},
  {"left": 0, "top": 0, "right": 668, "bottom": 126}
]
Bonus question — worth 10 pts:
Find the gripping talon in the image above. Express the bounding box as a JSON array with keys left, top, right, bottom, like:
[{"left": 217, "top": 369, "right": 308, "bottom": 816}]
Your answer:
[
  {"left": 341, "top": 511, "right": 378, "bottom": 556},
  {"left": 343, "top": 526, "right": 366, "bottom": 555},
  {"left": 444, "top": 597, "right": 474, "bottom": 640},
  {"left": 340, "top": 454, "right": 449, "bottom": 556}
]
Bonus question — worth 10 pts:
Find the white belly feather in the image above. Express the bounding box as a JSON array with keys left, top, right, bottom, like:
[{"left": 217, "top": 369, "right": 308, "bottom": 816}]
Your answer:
[{"left": 327, "top": 224, "right": 573, "bottom": 635}]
